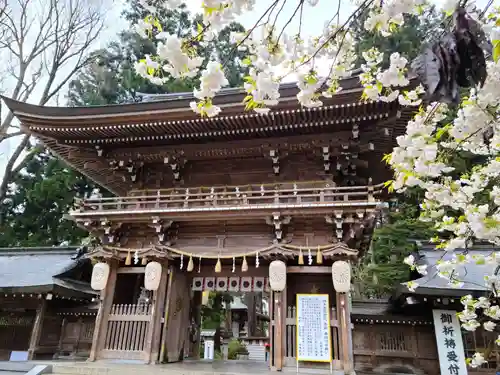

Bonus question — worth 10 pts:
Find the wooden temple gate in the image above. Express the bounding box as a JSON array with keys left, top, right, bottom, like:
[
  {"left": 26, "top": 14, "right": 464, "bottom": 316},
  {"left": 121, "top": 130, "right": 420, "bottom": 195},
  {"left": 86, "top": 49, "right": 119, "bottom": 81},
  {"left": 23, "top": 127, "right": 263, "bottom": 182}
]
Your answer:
[{"left": 2, "top": 72, "right": 414, "bottom": 372}]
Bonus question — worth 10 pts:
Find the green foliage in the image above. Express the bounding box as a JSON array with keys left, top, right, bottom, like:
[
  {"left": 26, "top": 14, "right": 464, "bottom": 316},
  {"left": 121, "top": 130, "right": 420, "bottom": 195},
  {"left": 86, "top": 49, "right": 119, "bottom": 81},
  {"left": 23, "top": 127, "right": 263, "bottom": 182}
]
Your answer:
[
  {"left": 201, "top": 291, "right": 233, "bottom": 329},
  {"left": 227, "top": 339, "right": 248, "bottom": 360},
  {"left": 352, "top": 192, "right": 435, "bottom": 298},
  {"left": 0, "top": 151, "right": 100, "bottom": 247},
  {"left": 351, "top": 6, "right": 442, "bottom": 67},
  {"left": 214, "top": 350, "right": 224, "bottom": 360}
]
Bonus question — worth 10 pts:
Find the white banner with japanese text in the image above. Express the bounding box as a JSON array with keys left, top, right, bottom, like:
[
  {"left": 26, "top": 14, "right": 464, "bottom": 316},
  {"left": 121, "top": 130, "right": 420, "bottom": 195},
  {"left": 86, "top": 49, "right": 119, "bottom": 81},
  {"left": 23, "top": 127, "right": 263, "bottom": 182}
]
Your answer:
[
  {"left": 296, "top": 294, "right": 332, "bottom": 363},
  {"left": 432, "top": 309, "right": 468, "bottom": 375}
]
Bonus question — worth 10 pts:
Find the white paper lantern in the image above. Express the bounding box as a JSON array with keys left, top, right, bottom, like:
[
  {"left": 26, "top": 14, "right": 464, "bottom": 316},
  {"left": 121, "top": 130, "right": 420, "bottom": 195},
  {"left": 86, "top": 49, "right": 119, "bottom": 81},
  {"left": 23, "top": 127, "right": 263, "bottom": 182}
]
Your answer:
[
  {"left": 144, "top": 261, "right": 162, "bottom": 291},
  {"left": 331, "top": 260, "right": 351, "bottom": 293},
  {"left": 91, "top": 262, "right": 110, "bottom": 291},
  {"left": 269, "top": 260, "right": 287, "bottom": 291}
]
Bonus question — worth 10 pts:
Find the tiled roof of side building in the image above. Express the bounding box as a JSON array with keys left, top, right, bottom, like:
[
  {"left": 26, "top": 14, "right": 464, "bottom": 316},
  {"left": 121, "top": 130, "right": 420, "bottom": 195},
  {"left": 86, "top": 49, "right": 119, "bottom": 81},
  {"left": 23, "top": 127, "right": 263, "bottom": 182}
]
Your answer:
[
  {"left": 398, "top": 244, "right": 497, "bottom": 297},
  {"left": 0, "top": 246, "right": 95, "bottom": 297}
]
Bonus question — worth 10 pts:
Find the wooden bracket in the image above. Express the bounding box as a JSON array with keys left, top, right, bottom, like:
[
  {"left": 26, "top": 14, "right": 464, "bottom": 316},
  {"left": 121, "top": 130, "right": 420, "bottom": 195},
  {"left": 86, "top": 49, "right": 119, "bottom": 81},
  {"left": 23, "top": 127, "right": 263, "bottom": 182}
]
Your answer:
[{"left": 265, "top": 213, "right": 291, "bottom": 243}]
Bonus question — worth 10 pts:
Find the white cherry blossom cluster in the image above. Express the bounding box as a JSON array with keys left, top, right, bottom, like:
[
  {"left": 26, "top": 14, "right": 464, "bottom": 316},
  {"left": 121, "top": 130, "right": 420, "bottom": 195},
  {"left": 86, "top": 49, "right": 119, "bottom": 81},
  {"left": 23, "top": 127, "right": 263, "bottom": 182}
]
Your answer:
[
  {"left": 459, "top": 296, "right": 500, "bottom": 367},
  {"left": 360, "top": 47, "right": 424, "bottom": 105},
  {"left": 190, "top": 61, "right": 229, "bottom": 117},
  {"left": 364, "top": 0, "right": 427, "bottom": 36},
  {"left": 392, "top": 60, "right": 500, "bottom": 371},
  {"left": 381, "top": 5, "right": 500, "bottom": 366}
]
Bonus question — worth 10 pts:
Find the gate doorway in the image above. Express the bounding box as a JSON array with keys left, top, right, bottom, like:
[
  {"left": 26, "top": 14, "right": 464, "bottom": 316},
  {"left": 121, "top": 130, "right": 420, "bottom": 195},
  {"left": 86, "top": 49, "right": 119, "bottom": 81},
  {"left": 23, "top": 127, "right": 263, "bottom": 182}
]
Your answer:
[
  {"left": 101, "top": 271, "right": 153, "bottom": 361},
  {"left": 187, "top": 274, "right": 271, "bottom": 363}
]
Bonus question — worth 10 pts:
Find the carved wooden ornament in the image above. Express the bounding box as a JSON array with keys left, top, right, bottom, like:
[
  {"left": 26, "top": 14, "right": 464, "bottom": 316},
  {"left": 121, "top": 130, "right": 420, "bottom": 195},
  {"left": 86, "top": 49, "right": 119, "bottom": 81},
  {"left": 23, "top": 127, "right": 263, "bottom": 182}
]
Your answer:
[
  {"left": 331, "top": 260, "right": 351, "bottom": 293},
  {"left": 91, "top": 262, "right": 110, "bottom": 291},
  {"left": 269, "top": 260, "right": 286, "bottom": 291},
  {"left": 144, "top": 261, "right": 162, "bottom": 291}
]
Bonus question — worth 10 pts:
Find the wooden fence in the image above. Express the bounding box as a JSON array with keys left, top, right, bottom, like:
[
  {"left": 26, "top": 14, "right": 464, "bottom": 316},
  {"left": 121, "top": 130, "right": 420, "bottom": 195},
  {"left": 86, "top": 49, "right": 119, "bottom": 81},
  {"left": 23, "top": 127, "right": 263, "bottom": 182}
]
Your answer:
[
  {"left": 101, "top": 303, "right": 152, "bottom": 360},
  {"left": 284, "top": 306, "right": 340, "bottom": 367}
]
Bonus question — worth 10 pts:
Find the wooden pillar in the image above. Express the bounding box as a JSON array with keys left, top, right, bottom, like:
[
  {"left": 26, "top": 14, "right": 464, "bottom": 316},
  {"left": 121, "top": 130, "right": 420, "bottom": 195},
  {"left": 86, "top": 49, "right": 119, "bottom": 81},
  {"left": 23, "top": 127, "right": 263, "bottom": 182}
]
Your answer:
[
  {"left": 28, "top": 298, "right": 47, "bottom": 360},
  {"left": 159, "top": 266, "right": 174, "bottom": 363},
  {"left": 55, "top": 317, "right": 68, "bottom": 358},
  {"left": 88, "top": 260, "right": 118, "bottom": 362},
  {"left": 272, "top": 283, "right": 286, "bottom": 371},
  {"left": 269, "top": 290, "right": 275, "bottom": 369},
  {"left": 337, "top": 292, "right": 354, "bottom": 374},
  {"left": 189, "top": 291, "right": 202, "bottom": 359},
  {"left": 147, "top": 261, "right": 169, "bottom": 364},
  {"left": 160, "top": 268, "right": 191, "bottom": 363}
]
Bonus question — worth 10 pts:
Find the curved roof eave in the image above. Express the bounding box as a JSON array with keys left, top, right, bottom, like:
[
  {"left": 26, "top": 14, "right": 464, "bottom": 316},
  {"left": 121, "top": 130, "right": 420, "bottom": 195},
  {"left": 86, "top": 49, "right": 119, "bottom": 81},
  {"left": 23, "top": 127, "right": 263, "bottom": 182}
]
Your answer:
[{"left": 0, "top": 75, "right": 369, "bottom": 122}]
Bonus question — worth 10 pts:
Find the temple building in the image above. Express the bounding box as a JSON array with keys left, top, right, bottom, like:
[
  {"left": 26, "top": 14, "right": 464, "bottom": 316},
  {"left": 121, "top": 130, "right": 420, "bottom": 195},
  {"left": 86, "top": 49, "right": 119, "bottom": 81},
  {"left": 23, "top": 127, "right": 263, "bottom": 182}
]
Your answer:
[
  {"left": 1, "top": 75, "right": 491, "bottom": 375},
  {"left": 0, "top": 246, "right": 96, "bottom": 361}
]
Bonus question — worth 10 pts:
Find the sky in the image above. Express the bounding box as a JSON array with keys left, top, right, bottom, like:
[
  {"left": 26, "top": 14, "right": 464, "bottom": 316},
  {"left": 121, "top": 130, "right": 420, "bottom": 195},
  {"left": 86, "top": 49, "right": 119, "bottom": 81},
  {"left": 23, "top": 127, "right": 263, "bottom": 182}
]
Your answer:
[{"left": 0, "top": 0, "right": 491, "bottom": 183}]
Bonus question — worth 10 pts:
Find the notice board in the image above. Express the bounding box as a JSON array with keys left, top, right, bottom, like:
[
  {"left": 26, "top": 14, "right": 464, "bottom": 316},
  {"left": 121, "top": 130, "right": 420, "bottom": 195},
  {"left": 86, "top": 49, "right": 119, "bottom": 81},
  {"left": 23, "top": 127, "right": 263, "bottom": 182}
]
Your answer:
[{"left": 296, "top": 294, "right": 332, "bottom": 363}]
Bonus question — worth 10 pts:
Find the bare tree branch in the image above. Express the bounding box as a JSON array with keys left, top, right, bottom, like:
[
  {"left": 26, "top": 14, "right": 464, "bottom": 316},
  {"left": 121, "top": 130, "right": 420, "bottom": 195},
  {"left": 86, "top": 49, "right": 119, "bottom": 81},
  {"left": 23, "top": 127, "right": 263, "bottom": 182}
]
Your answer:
[
  {"left": 0, "top": 0, "right": 106, "bottom": 208},
  {"left": 0, "top": 131, "right": 23, "bottom": 141}
]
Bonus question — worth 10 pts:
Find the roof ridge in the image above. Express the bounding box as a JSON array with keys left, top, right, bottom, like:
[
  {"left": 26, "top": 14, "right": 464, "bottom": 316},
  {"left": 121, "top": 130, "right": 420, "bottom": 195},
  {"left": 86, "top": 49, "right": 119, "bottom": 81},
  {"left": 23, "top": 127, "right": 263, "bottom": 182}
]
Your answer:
[{"left": 0, "top": 246, "right": 80, "bottom": 255}]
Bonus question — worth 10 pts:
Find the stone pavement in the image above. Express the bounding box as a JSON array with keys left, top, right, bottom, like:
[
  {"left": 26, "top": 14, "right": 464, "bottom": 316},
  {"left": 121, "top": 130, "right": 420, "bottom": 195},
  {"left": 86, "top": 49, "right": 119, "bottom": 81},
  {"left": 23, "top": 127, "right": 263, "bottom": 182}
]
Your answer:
[{"left": 40, "top": 360, "right": 343, "bottom": 375}]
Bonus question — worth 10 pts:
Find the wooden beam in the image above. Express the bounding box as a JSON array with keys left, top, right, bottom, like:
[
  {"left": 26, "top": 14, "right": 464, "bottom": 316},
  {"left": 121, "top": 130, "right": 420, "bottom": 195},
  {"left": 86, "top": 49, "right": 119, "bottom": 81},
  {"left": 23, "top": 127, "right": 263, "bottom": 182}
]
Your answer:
[
  {"left": 195, "top": 265, "right": 268, "bottom": 278},
  {"left": 287, "top": 266, "right": 330, "bottom": 274},
  {"left": 28, "top": 299, "right": 47, "bottom": 360},
  {"left": 108, "top": 131, "right": 354, "bottom": 161},
  {"left": 117, "top": 266, "right": 145, "bottom": 274}
]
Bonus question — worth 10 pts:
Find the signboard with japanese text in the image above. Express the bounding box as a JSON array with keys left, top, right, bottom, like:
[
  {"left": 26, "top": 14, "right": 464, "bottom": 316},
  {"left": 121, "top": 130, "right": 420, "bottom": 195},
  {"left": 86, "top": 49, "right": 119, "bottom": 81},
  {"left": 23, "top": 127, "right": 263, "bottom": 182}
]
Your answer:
[
  {"left": 296, "top": 294, "right": 332, "bottom": 363},
  {"left": 432, "top": 310, "right": 468, "bottom": 375}
]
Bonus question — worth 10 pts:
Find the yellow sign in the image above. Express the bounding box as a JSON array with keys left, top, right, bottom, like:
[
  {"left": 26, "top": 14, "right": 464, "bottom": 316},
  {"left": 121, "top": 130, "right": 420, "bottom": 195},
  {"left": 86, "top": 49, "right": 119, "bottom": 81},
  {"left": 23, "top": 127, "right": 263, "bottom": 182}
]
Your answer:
[{"left": 201, "top": 291, "right": 209, "bottom": 305}]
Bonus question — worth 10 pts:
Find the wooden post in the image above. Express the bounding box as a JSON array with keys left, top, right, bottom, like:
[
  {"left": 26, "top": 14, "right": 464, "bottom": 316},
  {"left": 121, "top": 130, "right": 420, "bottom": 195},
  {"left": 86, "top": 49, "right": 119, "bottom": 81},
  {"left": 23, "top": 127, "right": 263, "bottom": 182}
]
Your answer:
[
  {"left": 273, "top": 284, "right": 286, "bottom": 371},
  {"left": 269, "top": 290, "right": 275, "bottom": 370},
  {"left": 55, "top": 317, "right": 68, "bottom": 359},
  {"left": 190, "top": 291, "right": 202, "bottom": 359},
  {"left": 147, "top": 260, "right": 169, "bottom": 364},
  {"left": 273, "top": 291, "right": 283, "bottom": 370},
  {"left": 162, "top": 270, "right": 190, "bottom": 362},
  {"left": 88, "top": 260, "right": 118, "bottom": 361},
  {"left": 159, "top": 266, "right": 174, "bottom": 363},
  {"left": 28, "top": 298, "right": 47, "bottom": 360},
  {"left": 338, "top": 292, "right": 354, "bottom": 374}
]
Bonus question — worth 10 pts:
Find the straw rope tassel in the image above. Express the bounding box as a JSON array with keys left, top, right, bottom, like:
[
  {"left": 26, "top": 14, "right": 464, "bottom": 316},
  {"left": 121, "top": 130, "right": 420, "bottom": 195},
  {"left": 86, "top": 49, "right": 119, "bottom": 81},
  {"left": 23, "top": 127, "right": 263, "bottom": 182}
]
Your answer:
[
  {"left": 242, "top": 256, "right": 248, "bottom": 272},
  {"left": 215, "top": 257, "right": 222, "bottom": 273},
  {"left": 141, "top": 257, "right": 148, "bottom": 266},
  {"left": 187, "top": 255, "right": 194, "bottom": 272},
  {"left": 298, "top": 247, "right": 304, "bottom": 265},
  {"left": 125, "top": 252, "right": 132, "bottom": 266},
  {"left": 316, "top": 245, "right": 323, "bottom": 264}
]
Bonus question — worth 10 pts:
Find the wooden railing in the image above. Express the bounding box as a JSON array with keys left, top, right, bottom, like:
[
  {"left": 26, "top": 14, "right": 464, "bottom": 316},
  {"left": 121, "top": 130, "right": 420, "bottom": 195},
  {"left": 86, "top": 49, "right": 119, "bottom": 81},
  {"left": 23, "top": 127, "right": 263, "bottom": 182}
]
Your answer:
[
  {"left": 72, "top": 181, "right": 383, "bottom": 215},
  {"left": 284, "top": 306, "right": 340, "bottom": 366},
  {"left": 102, "top": 303, "right": 152, "bottom": 360}
]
